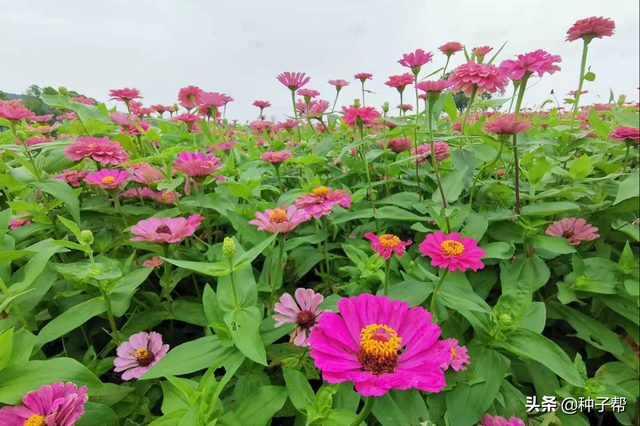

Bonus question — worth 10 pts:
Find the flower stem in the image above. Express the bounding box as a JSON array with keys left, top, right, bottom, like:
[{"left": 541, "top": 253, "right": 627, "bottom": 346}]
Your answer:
[
  {"left": 358, "top": 121, "right": 376, "bottom": 215},
  {"left": 459, "top": 85, "right": 478, "bottom": 149},
  {"left": 570, "top": 40, "right": 590, "bottom": 129},
  {"left": 270, "top": 236, "right": 287, "bottom": 310},
  {"left": 430, "top": 269, "right": 449, "bottom": 323},
  {"left": 228, "top": 258, "right": 240, "bottom": 310},
  {"left": 98, "top": 281, "right": 120, "bottom": 344},
  {"left": 624, "top": 141, "right": 631, "bottom": 173},
  {"left": 350, "top": 396, "right": 375, "bottom": 426},
  {"left": 161, "top": 244, "right": 173, "bottom": 302},
  {"left": 442, "top": 56, "right": 451, "bottom": 78},
  {"left": 322, "top": 216, "right": 331, "bottom": 285},
  {"left": 512, "top": 74, "right": 530, "bottom": 215},
  {"left": 361, "top": 82, "right": 366, "bottom": 107},
  {"left": 291, "top": 90, "right": 302, "bottom": 142},
  {"left": 414, "top": 80, "right": 422, "bottom": 202},
  {"left": 383, "top": 258, "right": 391, "bottom": 296},
  {"left": 274, "top": 164, "right": 284, "bottom": 193},
  {"left": 428, "top": 102, "right": 450, "bottom": 233},
  {"left": 331, "top": 90, "right": 340, "bottom": 114},
  {"left": 470, "top": 139, "right": 505, "bottom": 205},
  {"left": 0, "top": 275, "right": 31, "bottom": 330}
]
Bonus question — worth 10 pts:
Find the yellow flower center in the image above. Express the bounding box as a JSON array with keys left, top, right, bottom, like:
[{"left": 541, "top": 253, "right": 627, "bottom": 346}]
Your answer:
[
  {"left": 161, "top": 193, "right": 171, "bottom": 199},
  {"left": 451, "top": 347, "right": 457, "bottom": 358},
  {"left": 313, "top": 186, "right": 329, "bottom": 197},
  {"left": 270, "top": 209, "right": 287, "bottom": 223},
  {"left": 102, "top": 176, "right": 116, "bottom": 183},
  {"left": 88, "top": 144, "right": 94, "bottom": 147},
  {"left": 273, "top": 153, "right": 281, "bottom": 157},
  {"left": 441, "top": 240, "right": 464, "bottom": 257},
  {"left": 135, "top": 348, "right": 154, "bottom": 366},
  {"left": 25, "top": 414, "right": 46, "bottom": 426},
  {"left": 379, "top": 234, "right": 400, "bottom": 249},
  {"left": 357, "top": 324, "right": 402, "bottom": 375}
]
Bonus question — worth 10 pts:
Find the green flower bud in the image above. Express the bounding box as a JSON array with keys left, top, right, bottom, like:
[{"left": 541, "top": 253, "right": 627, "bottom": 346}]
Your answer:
[
  {"left": 58, "top": 86, "right": 69, "bottom": 95},
  {"left": 222, "top": 237, "right": 236, "bottom": 259},
  {"left": 80, "top": 230, "right": 94, "bottom": 245},
  {"left": 499, "top": 314, "right": 512, "bottom": 327},
  {"left": 382, "top": 102, "right": 390, "bottom": 113},
  {"left": 353, "top": 99, "right": 361, "bottom": 108}
]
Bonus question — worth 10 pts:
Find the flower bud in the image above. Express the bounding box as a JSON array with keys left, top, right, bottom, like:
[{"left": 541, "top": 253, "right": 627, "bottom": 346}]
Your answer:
[
  {"left": 222, "top": 237, "right": 236, "bottom": 259},
  {"left": 499, "top": 314, "right": 512, "bottom": 327},
  {"left": 80, "top": 230, "right": 94, "bottom": 245},
  {"left": 382, "top": 102, "right": 390, "bottom": 113},
  {"left": 353, "top": 99, "right": 361, "bottom": 108},
  {"left": 58, "top": 86, "right": 69, "bottom": 95}
]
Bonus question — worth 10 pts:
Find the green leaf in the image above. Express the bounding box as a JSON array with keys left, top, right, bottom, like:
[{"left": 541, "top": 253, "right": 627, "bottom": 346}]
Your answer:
[
  {"left": 224, "top": 306, "right": 267, "bottom": 366},
  {"left": 372, "top": 389, "right": 430, "bottom": 426},
  {"left": 480, "top": 242, "right": 515, "bottom": 259},
  {"left": 532, "top": 235, "right": 576, "bottom": 255},
  {"left": 522, "top": 202, "right": 580, "bottom": 216},
  {"left": 584, "top": 71, "right": 596, "bottom": 81},
  {"left": 35, "top": 297, "right": 108, "bottom": 349},
  {"left": 0, "top": 329, "right": 13, "bottom": 372},
  {"left": 161, "top": 258, "right": 230, "bottom": 277},
  {"left": 569, "top": 154, "right": 590, "bottom": 180},
  {"left": 385, "top": 278, "right": 433, "bottom": 307},
  {"left": 33, "top": 178, "right": 81, "bottom": 223},
  {"left": 58, "top": 216, "right": 84, "bottom": 242},
  {"left": 614, "top": 169, "right": 639, "bottom": 205},
  {"left": 433, "top": 169, "right": 467, "bottom": 204},
  {"left": 42, "top": 92, "right": 111, "bottom": 123},
  {"left": 283, "top": 367, "right": 315, "bottom": 414},
  {"left": 225, "top": 386, "right": 288, "bottom": 426},
  {"left": 528, "top": 157, "right": 552, "bottom": 186},
  {"left": 598, "top": 295, "right": 640, "bottom": 325},
  {"left": 0, "top": 250, "right": 35, "bottom": 264},
  {"left": 587, "top": 108, "right": 609, "bottom": 138},
  {"left": 109, "top": 267, "right": 153, "bottom": 317},
  {"left": 233, "top": 232, "right": 278, "bottom": 271},
  {"left": 75, "top": 403, "right": 119, "bottom": 426}
]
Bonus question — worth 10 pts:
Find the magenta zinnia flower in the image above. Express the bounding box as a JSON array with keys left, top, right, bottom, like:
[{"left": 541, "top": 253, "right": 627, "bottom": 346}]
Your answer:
[
  {"left": 483, "top": 114, "right": 532, "bottom": 135},
  {"left": 440, "top": 338, "right": 470, "bottom": 371},
  {"left": 131, "top": 214, "right": 203, "bottom": 243},
  {"left": 379, "top": 137, "right": 412, "bottom": 153},
  {"left": 364, "top": 233, "right": 412, "bottom": 260},
  {"left": 248, "top": 205, "right": 308, "bottom": 234},
  {"left": 277, "top": 72, "right": 310, "bottom": 91},
  {"left": 384, "top": 73, "right": 415, "bottom": 92},
  {"left": 143, "top": 257, "right": 163, "bottom": 268},
  {"left": 341, "top": 106, "right": 381, "bottom": 127},
  {"left": 0, "top": 382, "right": 88, "bottom": 426},
  {"left": 53, "top": 169, "right": 90, "bottom": 187},
  {"left": 545, "top": 218, "right": 599, "bottom": 245},
  {"left": 64, "top": 136, "right": 130, "bottom": 165},
  {"left": 178, "top": 85, "right": 204, "bottom": 109},
  {"left": 480, "top": 414, "right": 526, "bottom": 426},
  {"left": 439, "top": 42, "right": 464, "bottom": 56},
  {"left": 566, "top": 16, "right": 616, "bottom": 42},
  {"left": 273, "top": 288, "right": 324, "bottom": 347},
  {"left": 354, "top": 73, "right": 373, "bottom": 82},
  {"left": 261, "top": 151, "right": 292, "bottom": 164},
  {"left": 253, "top": 100, "right": 271, "bottom": 109},
  {"left": 114, "top": 332, "right": 169, "bottom": 380},
  {"left": 412, "top": 142, "right": 450, "bottom": 164},
  {"left": 294, "top": 186, "right": 352, "bottom": 219},
  {"left": 307, "top": 294, "right": 451, "bottom": 396},
  {"left": 109, "top": 87, "right": 141, "bottom": 103},
  {"left": 449, "top": 62, "right": 508, "bottom": 97},
  {"left": 85, "top": 169, "right": 131, "bottom": 190},
  {"left": 9, "top": 219, "right": 31, "bottom": 229},
  {"left": 610, "top": 126, "right": 640, "bottom": 144},
  {"left": 500, "top": 50, "right": 562, "bottom": 81},
  {"left": 0, "top": 99, "right": 36, "bottom": 121},
  {"left": 419, "top": 231, "right": 486, "bottom": 272},
  {"left": 398, "top": 49, "right": 433, "bottom": 74}
]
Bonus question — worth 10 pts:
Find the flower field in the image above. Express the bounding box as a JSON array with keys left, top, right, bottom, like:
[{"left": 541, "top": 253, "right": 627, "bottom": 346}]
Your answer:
[{"left": 1, "top": 15, "right": 639, "bottom": 426}]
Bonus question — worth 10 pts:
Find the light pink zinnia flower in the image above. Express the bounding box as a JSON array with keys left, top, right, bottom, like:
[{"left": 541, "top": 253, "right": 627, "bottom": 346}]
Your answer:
[
  {"left": 398, "top": 104, "right": 413, "bottom": 112},
  {"left": 9, "top": 219, "right": 31, "bottom": 229},
  {"left": 398, "top": 48, "right": 433, "bottom": 73},
  {"left": 419, "top": 231, "right": 486, "bottom": 272},
  {"left": 472, "top": 46, "right": 493, "bottom": 59},
  {"left": 64, "top": 136, "right": 130, "bottom": 165},
  {"left": 154, "top": 190, "right": 181, "bottom": 204},
  {"left": 178, "top": 85, "right": 204, "bottom": 109},
  {"left": 277, "top": 72, "right": 310, "bottom": 91},
  {"left": 545, "top": 218, "right": 599, "bottom": 245},
  {"left": 364, "top": 233, "right": 412, "bottom": 260},
  {"left": 253, "top": 100, "right": 271, "bottom": 109},
  {"left": 114, "top": 332, "right": 169, "bottom": 380},
  {"left": 610, "top": 127, "right": 640, "bottom": 144},
  {"left": 249, "top": 205, "right": 308, "bottom": 234},
  {"left": 131, "top": 214, "right": 203, "bottom": 243},
  {"left": 109, "top": 87, "right": 142, "bottom": 103},
  {"left": 0, "top": 382, "right": 88, "bottom": 426},
  {"left": 329, "top": 79, "right": 350, "bottom": 90},
  {"left": 143, "top": 257, "right": 163, "bottom": 268},
  {"left": 500, "top": 50, "right": 562, "bottom": 81},
  {"left": 21, "top": 136, "right": 55, "bottom": 147},
  {"left": 449, "top": 62, "right": 508, "bottom": 97},
  {"left": 440, "top": 338, "right": 471, "bottom": 371},
  {"left": 307, "top": 294, "right": 451, "bottom": 396},
  {"left": 568, "top": 90, "right": 588, "bottom": 97},
  {"left": 378, "top": 137, "right": 412, "bottom": 153},
  {"left": 384, "top": 73, "right": 415, "bottom": 92},
  {"left": 0, "top": 99, "right": 36, "bottom": 121},
  {"left": 294, "top": 186, "right": 352, "bottom": 219},
  {"left": 72, "top": 96, "right": 96, "bottom": 105},
  {"left": 199, "top": 92, "right": 227, "bottom": 108},
  {"left": 131, "top": 163, "right": 165, "bottom": 185},
  {"left": 566, "top": 16, "right": 615, "bottom": 42},
  {"left": 53, "top": 169, "right": 90, "bottom": 187},
  {"left": 261, "top": 151, "right": 292, "bottom": 164},
  {"left": 207, "top": 141, "right": 237, "bottom": 152},
  {"left": 85, "top": 169, "right": 131, "bottom": 190},
  {"left": 30, "top": 114, "right": 54, "bottom": 123},
  {"left": 273, "top": 288, "right": 324, "bottom": 347},
  {"left": 297, "top": 89, "right": 321, "bottom": 99},
  {"left": 412, "top": 142, "right": 450, "bottom": 164},
  {"left": 480, "top": 414, "right": 526, "bottom": 426},
  {"left": 120, "top": 187, "right": 156, "bottom": 200},
  {"left": 278, "top": 119, "right": 300, "bottom": 130},
  {"left": 341, "top": 106, "right": 381, "bottom": 127},
  {"left": 57, "top": 112, "right": 78, "bottom": 121},
  {"left": 483, "top": 114, "right": 532, "bottom": 135},
  {"left": 173, "top": 152, "right": 225, "bottom": 193},
  {"left": 416, "top": 80, "right": 455, "bottom": 94},
  {"left": 439, "top": 42, "right": 464, "bottom": 56},
  {"left": 354, "top": 73, "right": 373, "bottom": 82}
]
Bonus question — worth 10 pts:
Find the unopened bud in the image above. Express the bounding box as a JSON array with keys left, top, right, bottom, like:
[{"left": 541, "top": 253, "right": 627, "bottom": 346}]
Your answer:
[
  {"left": 353, "top": 99, "right": 361, "bottom": 108},
  {"left": 80, "top": 230, "right": 94, "bottom": 245},
  {"left": 58, "top": 87, "right": 69, "bottom": 95},
  {"left": 499, "top": 314, "right": 512, "bottom": 327},
  {"left": 382, "top": 102, "right": 390, "bottom": 113},
  {"left": 222, "top": 237, "right": 236, "bottom": 259}
]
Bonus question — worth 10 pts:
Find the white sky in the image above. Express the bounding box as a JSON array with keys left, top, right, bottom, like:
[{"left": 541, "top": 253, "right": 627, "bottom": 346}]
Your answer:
[{"left": 2, "top": 0, "right": 638, "bottom": 121}]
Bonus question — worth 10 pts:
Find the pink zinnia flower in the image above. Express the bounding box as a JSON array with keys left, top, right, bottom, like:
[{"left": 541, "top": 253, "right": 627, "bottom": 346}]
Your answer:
[
  {"left": 120, "top": 187, "right": 156, "bottom": 200},
  {"left": 500, "top": 50, "right": 562, "bottom": 81},
  {"left": 9, "top": 219, "right": 31, "bottom": 229},
  {"left": 354, "top": 73, "right": 373, "bottom": 82},
  {"left": 253, "top": 100, "right": 271, "bottom": 109},
  {"left": 21, "top": 136, "right": 55, "bottom": 147},
  {"left": 568, "top": 90, "right": 588, "bottom": 97},
  {"left": 57, "top": 112, "right": 78, "bottom": 121},
  {"left": 109, "top": 111, "right": 133, "bottom": 126},
  {"left": 472, "top": 46, "right": 493, "bottom": 59},
  {"left": 154, "top": 190, "right": 181, "bottom": 204},
  {"left": 480, "top": 414, "right": 526, "bottom": 426},
  {"left": 143, "top": 257, "right": 163, "bottom": 268},
  {"left": 610, "top": 126, "right": 640, "bottom": 144},
  {"left": 440, "top": 338, "right": 471, "bottom": 371},
  {"left": 72, "top": 96, "right": 96, "bottom": 105},
  {"left": 114, "top": 331, "right": 169, "bottom": 380},
  {"left": 307, "top": 294, "right": 451, "bottom": 396},
  {"left": 173, "top": 152, "right": 225, "bottom": 193},
  {"left": 398, "top": 104, "right": 413, "bottom": 112},
  {"left": 199, "top": 92, "right": 227, "bottom": 108},
  {"left": 483, "top": 115, "right": 532, "bottom": 135},
  {"left": 385, "top": 73, "right": 415, "bottom": 92},
  {"left": 545, "top": 218, "right": 599, "bottom": 245},
  {"left": 53, "top": 169, "right": 90, "bottom": 187},
  {"left": 109, "top": 87, "right": 141, "bottom": 103},
  {"left": 364, "top": 233, "right": 412, "bottom": 260},
  {"left": 207, "top": 141, "right": 237, "bottom": 152},
  {"left": 0, "top": 382, "right": 88, "bottom": 426},
  {"left": 297, "top": 89, "right": 321, "bottom": 99},
  {"left": 307, "top": 100, "right": 330, "bottom": 116},
  {"left": 178, "top": 85, "right": 204, "bottom": 109},
  {"left": 0, "top": 99, "right": 35, "bottom": 121},
  {"left": 566, "top": 16, "right": 616, "bottom": 42},
  {"left": 131, "top": 214, "right": 203, "bottom": 243},
  {"left": 419, "top": 231, "right": 486, "bottom": 272},
  {"left": 449, "top": 62, "right": 508, "bottom": 97},
  {"left": 85, "top": 169, "right": 131, "bottom": 190},
  {"left": 341, "top": 106, "right": 381, "bottom": 127},
  {"left": 277, "top": 72, "right": 310, "bottom": 91},
  {"left": 294, "top": 186, "right": 352, "bottom": 219},
  {"left": 329, "top": 79, "right": 350, "bottom": 90},
  {"left": 378, "top": 137, "right": 412, "bottom": 153},
  {"left": 416, "top": 80, "right": 455, "bottom": 94},
  {"left": 439, "top": 42, "right": 464, "bottom": 56},
  {"left": 30, "top": 114, "right": 54, "bottom": 123},
  {"left": 250, "top": 121, "right": 273, "bottom": 133},
  {"left": 273, "top": 288, "right": 324, "bottom": 347},
  {"left": 249, "top": 205, "right": 308, "bottom": 234},
  {"left": 261, "top": 151, "right": 292, "bottom": 164},
  {"left": 398, "top": 48, "right": 433, "bottom": 73},
  {"left": 64, "top": 136, "right": 130, "bottom": 165},
  {"left": 122, "top": 120, "right": 151, "bottom": 136},
  {"left": 131, "top": 163, "right": 165, "bottom": 185},
  {"left": 174, "top": 113, "right": 201, "bottom": 126},
  {"left": 278, "top": 119, "right": 300, "bottom": 131},
  {"left": 412, "top": 142, "right": 450, "bottom": 164}
]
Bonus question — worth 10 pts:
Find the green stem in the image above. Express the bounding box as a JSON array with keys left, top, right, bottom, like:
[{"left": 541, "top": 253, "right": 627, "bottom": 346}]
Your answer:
[
  {"left": 624, "top": 141, "right": 631, "bottom": 173},
  {"left": 291, "top": 90, "right": 302, "bottom": 142},
  {"left": 430, "top": 269, "right": 449, "bottom": 323},
  {"left": 428, "top": 102, "right": 450, "bottom": 232},
  {"left": 350, "top": 396, "right": 375, "bottom": 426},
  {"left": 512, "top": 75, "right": 530, "bottom": 215},
  {"left": 270, "top": 236, "right": 287, "bottom": 310},
  {"left": 414, "top": 81, "right": 422, "bottom": 202},
  {"left": 274, "top": 164, "right": 284, "bottom": 194},
  {"left": 161, "top": 244, "right": 173, "bottom": 302},
  {"left": 459, "top": 85, "right": 478, "bottom": 149},
  {"left": 358, "top": 121, "right": 376, "bottom": 215},
  {"left": 322, "top": 216, "right": 331, "bottom": 284},
  {"left": 570, "top": 40, "right": 590, "bottom": 129},
  {"left": 98, "top": 281, "right": 120, "bottom": 343},
  {"left": 441, "top": 56, "right": 451, "bottom": 79},
  {"left": 470, "top": 139, "right": 506, "bottom": 205},
  {"left": 331, "top": 90, "right": 340, "bottom": 114},
  {"left": 0, "top": 275, "right": 31, "bottom": 330},
  {"left": 361, "top": 82, "right": 366, "bottom": 107},
  {"left": 383, "top": 259, "right": 391, "bottom": 296},
  {"left": 228, "top": 258, "right": 240, "bottom": 310}
]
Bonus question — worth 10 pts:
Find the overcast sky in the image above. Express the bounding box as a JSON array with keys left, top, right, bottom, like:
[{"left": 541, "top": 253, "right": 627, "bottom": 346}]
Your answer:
[{"left": 2, "top": 0, "right": 638, "bottom": 121}]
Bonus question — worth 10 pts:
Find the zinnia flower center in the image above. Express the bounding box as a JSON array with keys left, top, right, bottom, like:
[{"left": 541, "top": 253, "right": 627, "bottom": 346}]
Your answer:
[
  {"left": 270, "top": 209, "right": 287, "bottom": 223},
  {"left": 25, "top": 414, "right": 46, "bottom": 426},
  {"left": 357, "top": 324, "right": 402, "bottom": 375},
  {"left": 135, "top": 348, "right": 155, "bottom": 366},
  {"left": 562, "top": 229, "right": 575, "bottom": 238},
  {"left": 441, "top": 240, "right": 464, "bottom": 257},
  {"left": 102, "top": 176, "right": 116, "bottom": 183},
  {"left": 451, "top": 347, "right": 457, "bottom": 358},
  {"left": 295, "top": 310, "right": 316, "bottom": 330},
  {"left": 313, "top": 186, "right": 329, "bottom": 198},
  {"left": 379, "top": 234, "right": 400, "bottom": 249},
  {"left": 155, "top": 224, "right": 171, "bottom": 234}
]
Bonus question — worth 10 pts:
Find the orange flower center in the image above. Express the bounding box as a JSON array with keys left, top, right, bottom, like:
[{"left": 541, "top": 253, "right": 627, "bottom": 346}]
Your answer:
[
  {"left": 451, "top": 347, "right": 457, "bottom": 358},
  {"left": 379, "top": 234, "right": 400, "bottom": 249},
  {"left": 273, "top": 153, "right": 281, "bottom": 157},
  {"left": 25, "top": 414, "right": 46, "bottom": 426},
  {"left": 135, "top": 348, "right": 154, "bottom": 366},
  {"left": 270, "top": 209, "right": 287, "bottom": 223},
  {"left": 313, "top": 186, "right": 329, "bottom": 197},
  {"left": 88, "top": 144, "right": 95, "bottom": 147},
  {"left": 161, "top": 193, "right": 171, "bottom": 199},
  {"left": 441, "top": 240, "right": 464, "bottom": 256},
  {"left": 357, "top": 324, "right": 402, "bottom": 375},
  {"left": 101, "top": 176, "right": 116, "bottom": 183}
]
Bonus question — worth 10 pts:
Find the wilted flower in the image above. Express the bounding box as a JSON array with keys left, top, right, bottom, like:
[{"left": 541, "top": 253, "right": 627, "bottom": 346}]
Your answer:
[
  {"left": 545, "top": 218, "right": 599, "bottom": 245},
  {"left": 419, "top": 231, "right": 486, "bottom": 272},
  {"left": 273, "top": 288, "right": 324, "bottom": 346},
  {"left": 114, "top": 332, "right": 169, "bottom": 380}
]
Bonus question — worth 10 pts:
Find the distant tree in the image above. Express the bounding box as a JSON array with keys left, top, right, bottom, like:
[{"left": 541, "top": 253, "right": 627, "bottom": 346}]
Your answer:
[{"left": 0, "top": 90, "right": 7, "bottom": 101}]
